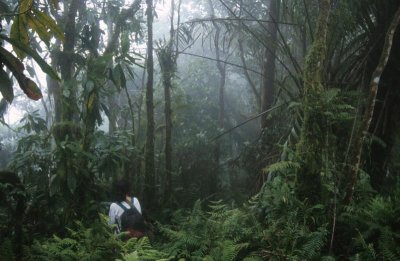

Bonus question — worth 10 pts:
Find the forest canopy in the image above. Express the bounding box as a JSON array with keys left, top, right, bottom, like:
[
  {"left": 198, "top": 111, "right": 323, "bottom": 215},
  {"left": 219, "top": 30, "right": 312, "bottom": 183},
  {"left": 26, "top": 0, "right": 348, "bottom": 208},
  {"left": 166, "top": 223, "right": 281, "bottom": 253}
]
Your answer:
[{"left": 0, "top": 0, "right": 400, "bottom": 260}]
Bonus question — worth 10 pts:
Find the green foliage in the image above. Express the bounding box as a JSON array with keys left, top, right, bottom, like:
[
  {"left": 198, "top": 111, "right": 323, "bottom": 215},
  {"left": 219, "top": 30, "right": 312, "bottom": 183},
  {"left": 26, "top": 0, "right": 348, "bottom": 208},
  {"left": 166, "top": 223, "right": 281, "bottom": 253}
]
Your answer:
[
  {"left": 263, "top": 160, "right": 300, "bottom": 174},
  {"left": 0, "top": 0, "right": 62, "bottom": 106},
  {"left": 118, "top": 237, "right": 168, "bottom": 261},
  {"left": 340, "top": 182, "right": 400, "bottom": 260},
  {"left": 27, "top": 216, "right": 167, "bottom": 261},
  {"left": 256, "top": 176, "right": 329, "bottom": 260},
  {"left": 27, "top": 217, "right": 121, "bottom": 261},
  {"left": 0, "top": 239, "right": 15, "bottom": 261},
  {"left": 91, "top": 130, "right": 136, "bottom": 176},
  {"left": 0, "top": 67, "right": 14, "bottom": 103},
  {"left": 158, "top": 200, "right": 262, "bottom": 260}
]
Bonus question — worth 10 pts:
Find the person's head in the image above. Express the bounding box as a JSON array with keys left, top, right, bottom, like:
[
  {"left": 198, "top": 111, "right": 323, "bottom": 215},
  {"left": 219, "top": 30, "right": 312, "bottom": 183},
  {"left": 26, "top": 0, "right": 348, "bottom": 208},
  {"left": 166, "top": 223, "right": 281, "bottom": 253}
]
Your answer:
[{"left": 112, "top": 178, "right": 131, "bottom": 202}]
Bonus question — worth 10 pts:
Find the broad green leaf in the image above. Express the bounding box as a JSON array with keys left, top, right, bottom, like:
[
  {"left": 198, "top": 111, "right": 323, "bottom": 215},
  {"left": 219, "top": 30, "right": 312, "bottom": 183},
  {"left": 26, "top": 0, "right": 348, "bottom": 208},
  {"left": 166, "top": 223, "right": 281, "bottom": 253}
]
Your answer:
[
  {"left": 0, "top": 34, "right": 60, "bottom": 81},
  {"left": 0, "top": 68, "right": 13, "bottom": 103},
  {"left": 33, "top": 9, "right": 64, "bottom": 42},
  {"left": 22, "top": 77, "right": 42, "bottom": 100},
  {"left": 27, "top": 14, "right": 51, "bottom": 45},
  {"left": 19, "top": 0, "right": 33, "bottom": 13},
  {"left": 10, "top": 15, "right": 29, "bottom": 58},
  {"left": 0, "top": 46, "right": 25, "bottom": 73},
  {"left": 0, "top": 47, "right": 42, "bottom": 100}
]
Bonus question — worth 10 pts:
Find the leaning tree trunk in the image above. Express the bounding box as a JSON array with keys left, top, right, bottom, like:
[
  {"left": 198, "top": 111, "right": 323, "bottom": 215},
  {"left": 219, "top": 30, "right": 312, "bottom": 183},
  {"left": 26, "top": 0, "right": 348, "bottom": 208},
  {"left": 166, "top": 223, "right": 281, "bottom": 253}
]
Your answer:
[
  {"left": 296, "top": 0, "right": 331, "bottom": 204},
  {"left": 144, "top": 0, "right": 156, "bottom": 208},
  {"left": 344, "top": 6, "right": 400, "bottom": 204}
]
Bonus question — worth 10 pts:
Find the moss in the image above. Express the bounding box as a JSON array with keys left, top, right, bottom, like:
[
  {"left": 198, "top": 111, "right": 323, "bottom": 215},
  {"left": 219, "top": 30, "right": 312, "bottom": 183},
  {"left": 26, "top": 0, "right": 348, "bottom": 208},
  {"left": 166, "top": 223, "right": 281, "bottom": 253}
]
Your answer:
[
  {"left": 295, "top": 0, "right": 332, "bottom": 204},
  {"left": 52, "top": 121, "right": 82, "bottom": 142}
]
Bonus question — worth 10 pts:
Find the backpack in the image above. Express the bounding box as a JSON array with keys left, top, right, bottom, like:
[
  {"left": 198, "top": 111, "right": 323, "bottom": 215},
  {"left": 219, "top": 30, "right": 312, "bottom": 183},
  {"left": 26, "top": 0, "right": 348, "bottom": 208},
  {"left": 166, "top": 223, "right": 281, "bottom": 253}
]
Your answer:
[{"left": 117, "top": 201, "right": 145, "bottom": 232}]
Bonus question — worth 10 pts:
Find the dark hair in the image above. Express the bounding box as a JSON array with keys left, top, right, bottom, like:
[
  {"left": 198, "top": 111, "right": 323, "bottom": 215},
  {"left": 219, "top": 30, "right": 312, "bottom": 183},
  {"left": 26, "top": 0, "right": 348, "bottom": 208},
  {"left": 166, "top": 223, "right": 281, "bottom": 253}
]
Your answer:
[{"left": 112, "top": 179, "right": 131, "bottom": 202}]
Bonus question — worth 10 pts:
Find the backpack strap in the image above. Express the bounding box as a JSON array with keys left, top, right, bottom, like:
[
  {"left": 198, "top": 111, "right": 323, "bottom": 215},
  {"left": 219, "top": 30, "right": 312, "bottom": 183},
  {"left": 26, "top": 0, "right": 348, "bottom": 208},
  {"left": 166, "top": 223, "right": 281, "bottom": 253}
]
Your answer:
[
  {"left": 116, "top": 202, "right": 128, "bottom": 232},
  {"left": 117, "top": 202, "right": 129, "bottom": 212}
]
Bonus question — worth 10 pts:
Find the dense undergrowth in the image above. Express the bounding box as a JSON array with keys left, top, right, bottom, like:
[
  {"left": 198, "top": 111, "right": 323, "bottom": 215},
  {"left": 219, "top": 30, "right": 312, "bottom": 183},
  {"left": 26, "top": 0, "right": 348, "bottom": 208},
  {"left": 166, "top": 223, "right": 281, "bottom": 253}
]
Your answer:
[{"left": 1, "top": 168, "right": 399, "bottom": 260}]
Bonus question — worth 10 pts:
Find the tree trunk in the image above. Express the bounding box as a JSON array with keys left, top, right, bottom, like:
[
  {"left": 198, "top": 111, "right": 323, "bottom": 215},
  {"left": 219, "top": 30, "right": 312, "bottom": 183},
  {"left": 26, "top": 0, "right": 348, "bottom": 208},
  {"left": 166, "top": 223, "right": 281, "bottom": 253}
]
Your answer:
[
  {"left": 260, "top": 0, "right": 280, "bottom": 129},
  {"left": 144, "top": 0, "right": 156, "bottom": 208},
  {"left": 47, "top": 48, "right": 62, "bottom": 123},
  {"left": 208, "top": 0, "right": 226, "bottom": 195},
  {"left": 344, "top": 6, "right": 400, "bottom": 204},
  {"left": 296, "top": 0, "right": 331, "bottom": 204},
  {"left": 59, "top": 0, "right": 80, "bottom": 122},
  {"left": 164, "top": 73, "right": 172, "bottom": 199},
  {"left": 108, "top": 95, "right": 118, "bottom": 134},
  {"left": 238, "top": 39, "right": 260, "bottom": 109}
]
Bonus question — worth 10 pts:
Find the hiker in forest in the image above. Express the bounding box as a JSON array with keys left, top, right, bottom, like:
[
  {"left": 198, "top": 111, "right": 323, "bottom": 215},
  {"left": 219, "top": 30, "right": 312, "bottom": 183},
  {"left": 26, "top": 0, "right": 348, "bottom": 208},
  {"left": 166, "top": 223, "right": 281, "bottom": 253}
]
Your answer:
[{"left": 108, "top": 179, "right": 146, "bottom": 238}]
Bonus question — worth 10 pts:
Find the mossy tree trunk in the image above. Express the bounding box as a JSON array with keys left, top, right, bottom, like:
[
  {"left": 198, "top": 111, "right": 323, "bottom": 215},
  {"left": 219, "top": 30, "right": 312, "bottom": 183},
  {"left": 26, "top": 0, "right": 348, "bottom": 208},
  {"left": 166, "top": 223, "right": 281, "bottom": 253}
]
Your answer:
[
  {"left": 296, "top": 0, "right": 331, "bottom": 204},
  {"left": 59, "top": 0, "right": 80, "bottom": 123},
  {"left": 48, "top": 0, "right": 82, "bottom": 213}
]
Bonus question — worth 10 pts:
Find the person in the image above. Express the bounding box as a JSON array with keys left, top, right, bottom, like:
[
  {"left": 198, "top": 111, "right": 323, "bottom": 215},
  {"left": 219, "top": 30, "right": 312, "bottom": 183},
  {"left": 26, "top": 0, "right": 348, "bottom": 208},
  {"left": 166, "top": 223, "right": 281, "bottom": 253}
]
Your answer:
[{"left": 108, "top": 179, "right": 145, "bottom": 238}]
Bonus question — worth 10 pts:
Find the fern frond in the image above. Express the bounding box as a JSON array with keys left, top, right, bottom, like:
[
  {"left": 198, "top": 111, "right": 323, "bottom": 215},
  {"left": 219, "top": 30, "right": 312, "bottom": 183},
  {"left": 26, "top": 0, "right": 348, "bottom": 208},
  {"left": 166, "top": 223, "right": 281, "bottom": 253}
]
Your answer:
[
  {"left": 297, "top": 227, "right": 328, "bottom": 260},
  {"left": 378, "top": 228, "right": 400, "bottom": 261},
  {"left": 263, "top": 161, "right": 300, "bottom": 173}
]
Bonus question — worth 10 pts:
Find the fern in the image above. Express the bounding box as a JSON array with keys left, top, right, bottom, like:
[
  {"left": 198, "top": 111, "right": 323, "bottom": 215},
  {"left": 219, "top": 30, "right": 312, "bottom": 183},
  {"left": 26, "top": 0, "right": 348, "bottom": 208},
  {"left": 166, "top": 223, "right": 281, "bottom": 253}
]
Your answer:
[
  {"left": 378, "top": 228, "right": 400, "bottom": 261},
  {"left": 297, "top": 227, "right": 328, "bottom": 260},
  {"left": 0, "top": 239, "right": 15, "bottom": 261},
  {"left": 263, "top": 161, "right": 300, "bottom": 174},
  {"left": 158, "top": 199, "right": 261, "bottom": 260},
  {"left": 343, "top": 183, "right": 400, "bottom": 260},
  {"left": 209, "top": 240, "right": 248, "bottom": 261}
]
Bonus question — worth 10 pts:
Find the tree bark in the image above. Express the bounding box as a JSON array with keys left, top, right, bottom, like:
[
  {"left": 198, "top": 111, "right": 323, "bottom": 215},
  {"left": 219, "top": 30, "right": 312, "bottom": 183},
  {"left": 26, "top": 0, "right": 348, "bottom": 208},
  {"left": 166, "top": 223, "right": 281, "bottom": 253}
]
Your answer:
[
  {"left": 260, "top": 0, "right": 280, "bottom": 129},
  {"left": 59, "top": 0, "right": 80, "bottom": 122},
  {"left": 163, "top": 64, "right": 173, "bottom": 200},
  {"left": 47, "top": 47, "right": 62, "bottom": 123},
  {"left": 238, "top": 39, "right": 260, "bottom": 109},
  {"left": 208, "top": 0, "right": 226, "bottom": 195},
  {"left": 165, "top": 0, "right": 175, "bottom": 200},
  {"left": 344, "top": 6, "right": 400, "bottom": 204},
  {"left": 144, "top": 0, "right": 156, "bottom": 208}
]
